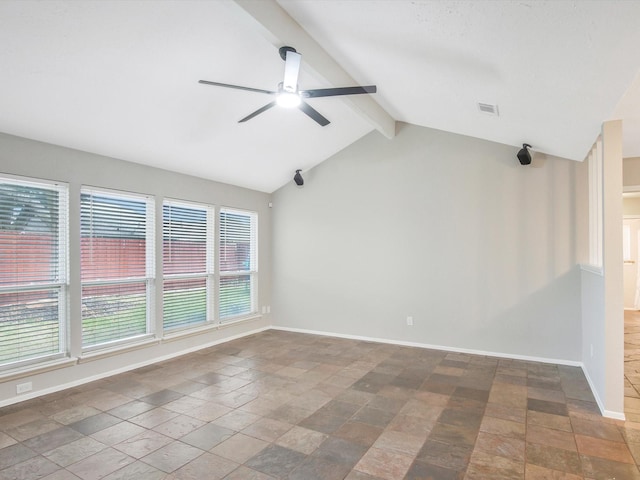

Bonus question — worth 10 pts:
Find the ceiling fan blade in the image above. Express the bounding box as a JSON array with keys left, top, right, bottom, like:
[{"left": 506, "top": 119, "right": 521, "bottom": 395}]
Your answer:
[
  {"left": 300, "top": 85, "right": 377, "bottom": 98},
  {"left": 199, "top": 80, "right": 276, "bottom": 95},
  {"left": 298, "top": 101, "right": 330, "bottom": 126},
  {"left": 283, "top": 50, "right": 301, "bottom": 93},
  {"left": 238, "top": 101, "right": 277, "bottom": 123}
]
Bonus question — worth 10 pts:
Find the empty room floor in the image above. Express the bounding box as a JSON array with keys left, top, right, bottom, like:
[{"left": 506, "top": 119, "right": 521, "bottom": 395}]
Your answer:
[{"left": 1, "top": 330, "right": 640, "bottom": 480}]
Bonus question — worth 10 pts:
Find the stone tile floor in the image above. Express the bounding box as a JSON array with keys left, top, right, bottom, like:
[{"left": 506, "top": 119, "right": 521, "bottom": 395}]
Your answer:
[
  {"left": 1, "top": 329, "right": 639, "bottom": 479},
  {"left": 626, "top": 310, "right": 640, "bottom": 423}
]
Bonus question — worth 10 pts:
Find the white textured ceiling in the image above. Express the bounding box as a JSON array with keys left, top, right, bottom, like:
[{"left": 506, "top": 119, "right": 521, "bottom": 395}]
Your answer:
[{"left": 1, "top": 0, "right": 640, "bottom": 193}]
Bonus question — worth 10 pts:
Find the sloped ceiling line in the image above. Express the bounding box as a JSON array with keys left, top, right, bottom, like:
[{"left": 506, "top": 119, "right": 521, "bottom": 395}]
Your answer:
[{"left": 232, "top": 0, "right": 396, "bottom": 139}]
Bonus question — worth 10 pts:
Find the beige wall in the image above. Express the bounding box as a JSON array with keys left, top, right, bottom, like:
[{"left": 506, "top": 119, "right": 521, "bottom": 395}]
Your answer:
[
  {"left": 601, "top": 121, "right": 624, "bottom": 417},
  {"left": 624, "top": 197, "right": 640, "bottom": 215},
  {"left": 624, "top": 157, "right": 640, "bottom": 186}
]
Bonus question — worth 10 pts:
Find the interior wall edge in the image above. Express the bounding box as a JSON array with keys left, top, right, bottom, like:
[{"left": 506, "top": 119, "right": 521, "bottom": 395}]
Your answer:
[{"left": 580, "top": 362, "right": 625, "bottom": 420}]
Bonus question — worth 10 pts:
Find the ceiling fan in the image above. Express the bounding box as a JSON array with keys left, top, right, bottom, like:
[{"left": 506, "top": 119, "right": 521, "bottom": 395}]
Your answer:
[{"left": 198, "top": 46, "right": 377, "bottom": 127}]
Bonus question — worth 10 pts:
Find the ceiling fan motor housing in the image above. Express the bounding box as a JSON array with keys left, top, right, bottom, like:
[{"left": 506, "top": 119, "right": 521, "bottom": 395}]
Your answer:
[{"left": 279, "top": 46, "right": 297, "bottom": 61}]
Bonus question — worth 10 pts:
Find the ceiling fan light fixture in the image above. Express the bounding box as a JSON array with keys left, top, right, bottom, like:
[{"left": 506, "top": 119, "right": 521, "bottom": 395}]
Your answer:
[
  {"left": 276, "top": 92, "right": 301, "bottom": 108},
  {"left": 199, "top": 45, "right": 376, "bottom": 125}
]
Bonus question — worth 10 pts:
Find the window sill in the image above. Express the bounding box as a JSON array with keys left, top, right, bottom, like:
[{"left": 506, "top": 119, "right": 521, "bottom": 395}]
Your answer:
[
  {"left": 0, "top": 357, "right": 78, "bottom": 383},
  {"left": 80, "top": 337, "right": 160, "bottom": 363},
  {"left": 219, "top": 314, "right": 262, "bottom": 329},
  {"left": 162, "top": 322, "right": 220, "bottom": 343},
  {"left": 162, "top": 314, "right": 263, "bottom": 343},
  {"left": 581, "top": 264, "right": 604, "bottom": 276}
]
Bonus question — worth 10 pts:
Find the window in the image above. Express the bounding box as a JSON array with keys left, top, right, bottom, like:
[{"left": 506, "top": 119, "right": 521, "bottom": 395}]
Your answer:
[
  {"left": 81, "top": 188, "right": 154, "bottom": 349},
  {"left": 163, "top": 200, "right": 213, "bottom": 331},
  {"left": 0, "top": 175, "right": 68, "bottom": 369},
  {"left": 624, "top": 224, "right": 632, "bottom": 262},
  {"left": 219, "top": 208, "right": 257, "bottom": 321}
]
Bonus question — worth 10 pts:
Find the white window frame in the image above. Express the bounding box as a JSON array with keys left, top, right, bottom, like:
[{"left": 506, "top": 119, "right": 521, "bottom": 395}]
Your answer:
[
  {"left": 162, "top": 199, "right": 215, "bottom": 332},
  {"left": 624, "top": 224, "right": 632, "bottom": 262},
  {"left": 0, "top": 174, "right": 69, "bottom": 371},
  {"left": 80, "top": 187, "right": 155, "bottom": 351}
]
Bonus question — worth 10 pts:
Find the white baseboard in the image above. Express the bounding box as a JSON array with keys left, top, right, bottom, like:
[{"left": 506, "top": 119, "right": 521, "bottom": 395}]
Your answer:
[
  {"left": 0, "top": 326, "right": 270, "bottom": 409},
  {"left": 273, "top": 326, "right": 633, "bottom": 419},
  {"left": 3, "top": 322, "right": 627, "bottom": 422},
  {"left": 580, "top": 365, "right": 625, "bottom": 420},
  {"left": 602, "top": 409, "right": 626, "bottom": 421},
  {"left": 270, "top": 326, "right": 583, "bottom": 367}
]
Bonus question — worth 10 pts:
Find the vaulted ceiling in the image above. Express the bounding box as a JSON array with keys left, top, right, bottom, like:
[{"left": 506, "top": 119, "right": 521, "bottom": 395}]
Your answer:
[{"left": 1, "top": 0, "right": 639, "bottom": 193}]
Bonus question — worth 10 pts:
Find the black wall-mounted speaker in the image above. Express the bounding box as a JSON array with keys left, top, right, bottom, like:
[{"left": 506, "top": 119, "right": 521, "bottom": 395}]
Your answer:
[{"left": 517, "top": 144, "right": 532, "bottom": 165}]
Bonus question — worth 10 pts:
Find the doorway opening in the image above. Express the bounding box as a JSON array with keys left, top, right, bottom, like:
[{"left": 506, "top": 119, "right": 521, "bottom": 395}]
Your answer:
[{"left": 623, "top": 191, "right": 640, "bottom": 420}]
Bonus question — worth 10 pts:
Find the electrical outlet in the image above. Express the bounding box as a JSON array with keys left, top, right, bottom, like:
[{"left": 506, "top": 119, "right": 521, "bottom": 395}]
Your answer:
[
  {"left": 267, "top": 306, "right": 271, "bottom": 314},
  {"left": 261, "top": 306, "right": 267, "bottom": 314},
  {"left": 16, "top": 382, "right": 32, "bottom": 394},
  {"left": 406, "top": 316, "right": 413, "bottom": 326}
]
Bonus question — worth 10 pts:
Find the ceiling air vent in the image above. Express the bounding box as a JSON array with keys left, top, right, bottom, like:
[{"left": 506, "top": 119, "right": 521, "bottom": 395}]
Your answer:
[{"left": 478, "top": 103, "right": 499, "bottom": 116}]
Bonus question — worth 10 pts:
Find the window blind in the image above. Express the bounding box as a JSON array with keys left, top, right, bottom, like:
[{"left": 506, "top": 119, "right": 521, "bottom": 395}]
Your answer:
[
  {"left": 163, "top": 277, "right": 207, "bottom": 330},
  {"left": 81, "top": 188, "right": 154, "bottom": 348},
  {"left": 219, "top": 274, "right": 253, "bottom": 320},
  {"left": 0, "top": 177, "right": 68, "bottom": 368},
  {"left": 219, "top": 208, "right": 257, "bottom": 320},
  {"left": 163, "top": 201, "right": 212, "bottom": 330}
]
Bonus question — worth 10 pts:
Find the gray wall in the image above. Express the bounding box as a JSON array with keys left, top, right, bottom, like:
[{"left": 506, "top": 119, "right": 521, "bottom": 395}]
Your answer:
[
  {"left": 623, "top": 157, "right": 640, "bottom": 215},
  {"left": 624, "top": 157, "right": 640, "bottom": 187},
  {"left": 0, "top": 132, "right": 272, "bottom": 406},
  {"left": 581, "top": 269, "right": 605, "bottom": 408},
  {"left": 624, "top": 197, "right": 640, "bottom": 215},
  {"left": 272, "top": 123, "right": 583, "bottom": 362}
]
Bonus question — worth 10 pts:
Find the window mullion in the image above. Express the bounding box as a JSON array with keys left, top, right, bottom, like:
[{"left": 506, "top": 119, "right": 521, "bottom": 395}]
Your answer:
[{"left": 213, "top": 206, "right": 219, "bottom": 324}]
